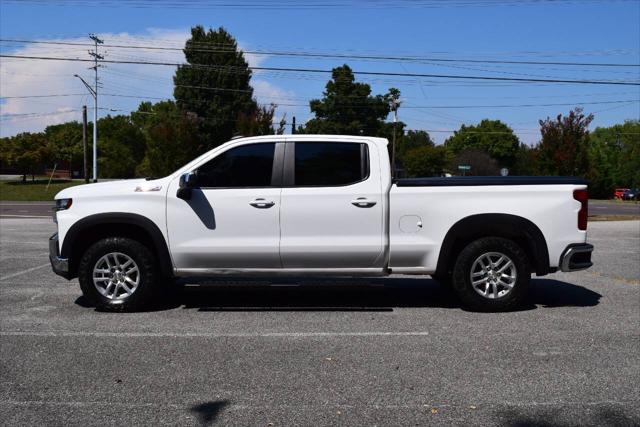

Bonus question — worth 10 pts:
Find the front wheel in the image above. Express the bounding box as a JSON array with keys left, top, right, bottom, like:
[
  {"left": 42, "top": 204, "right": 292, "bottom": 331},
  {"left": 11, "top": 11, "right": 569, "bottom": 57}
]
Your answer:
[
  {"left": 451, "top": 237, "right": 530, "bottom": 312},
  {"left": 430, "top": 273, "right": 452, "bottom": 288},
  {"left": 78, "top": 237, "right": 159, "bottom": 312}
]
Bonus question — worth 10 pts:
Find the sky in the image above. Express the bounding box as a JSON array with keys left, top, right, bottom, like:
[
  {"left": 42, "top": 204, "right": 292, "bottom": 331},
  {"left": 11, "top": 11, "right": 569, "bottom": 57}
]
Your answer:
[{"left": 1, "top": 0, "right": 639, "bottom": 144}]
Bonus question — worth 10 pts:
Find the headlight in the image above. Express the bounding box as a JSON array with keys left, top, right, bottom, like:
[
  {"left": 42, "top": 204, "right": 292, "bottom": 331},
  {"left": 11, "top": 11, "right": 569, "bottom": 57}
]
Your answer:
[
  {"left": 52, "top": 198, "right": 72, "bottom": 224},
  {"left": 55, "top": 198, "right": 73, "bottom": 211}
]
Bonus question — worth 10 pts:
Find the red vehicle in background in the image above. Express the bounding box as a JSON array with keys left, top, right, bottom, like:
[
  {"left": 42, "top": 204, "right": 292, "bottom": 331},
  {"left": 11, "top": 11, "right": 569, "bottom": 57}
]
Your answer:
[{"left": 614, "top": 188, "right": 629, "bottom": 199}]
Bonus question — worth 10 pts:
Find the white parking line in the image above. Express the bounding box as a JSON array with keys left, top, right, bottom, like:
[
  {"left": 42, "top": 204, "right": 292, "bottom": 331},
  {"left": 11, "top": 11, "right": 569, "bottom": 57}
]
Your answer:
[
  {"left": 0, "top": 331, "right": 431, "bottom": 338},
  {"left": 0, "top": 264, "right": 50, "bottom": 281}
]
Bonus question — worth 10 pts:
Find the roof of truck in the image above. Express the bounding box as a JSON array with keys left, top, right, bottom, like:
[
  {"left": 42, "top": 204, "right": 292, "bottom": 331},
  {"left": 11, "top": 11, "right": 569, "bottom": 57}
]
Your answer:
[{"left": 230, "top": 134, "right": 389, "bottom": 146}]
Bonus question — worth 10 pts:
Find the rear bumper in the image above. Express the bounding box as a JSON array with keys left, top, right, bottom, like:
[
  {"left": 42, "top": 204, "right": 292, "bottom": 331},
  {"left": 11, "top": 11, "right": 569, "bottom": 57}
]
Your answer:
[
  {"left": 559, "top": 243, "right": 593, "bottom": 272},
  {"left": 49, "top": 233, "right": 71, "bottom": 280}
]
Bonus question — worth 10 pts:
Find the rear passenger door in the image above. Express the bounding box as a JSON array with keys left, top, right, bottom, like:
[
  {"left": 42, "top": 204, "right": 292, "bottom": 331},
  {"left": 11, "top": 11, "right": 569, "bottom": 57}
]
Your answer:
[{"left": 279, "top": 140, "right": 384, "bottom": 268}]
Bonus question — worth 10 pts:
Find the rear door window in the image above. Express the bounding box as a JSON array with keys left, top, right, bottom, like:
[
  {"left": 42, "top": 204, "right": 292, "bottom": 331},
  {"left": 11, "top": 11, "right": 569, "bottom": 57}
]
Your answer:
[{"left": 294, "top": 142, "right": 368, "bottom": 186}]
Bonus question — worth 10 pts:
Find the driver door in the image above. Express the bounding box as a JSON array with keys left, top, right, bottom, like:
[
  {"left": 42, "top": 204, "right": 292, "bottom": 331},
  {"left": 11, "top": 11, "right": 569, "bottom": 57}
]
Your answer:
[{"left": 166, "top": 141, "right": 283, "bottom": 270}]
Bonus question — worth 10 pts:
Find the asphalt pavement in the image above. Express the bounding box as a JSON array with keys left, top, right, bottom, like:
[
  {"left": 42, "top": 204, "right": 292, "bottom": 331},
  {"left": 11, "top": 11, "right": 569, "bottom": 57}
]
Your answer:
[
  {"left": 0, "top": 218, "right": 638, "bottom": 426},
  {"left": 0, "top": 202, "right": 53, "bottom": 218},
  {"left": 589, "top": 200, "right": 640, "bottom": 216},
  {"left": 2, "top": 199, "right": 638, "bottom": 219}
]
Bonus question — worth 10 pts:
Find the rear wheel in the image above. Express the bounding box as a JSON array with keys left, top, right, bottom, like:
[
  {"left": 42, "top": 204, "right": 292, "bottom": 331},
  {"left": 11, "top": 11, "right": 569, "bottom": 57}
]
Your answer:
[
  {"left": 451, "top": 237, "right": 530, "bottom": 312},
  {"left": 78, "top": 237, "right": 159, "bottom": 312}
]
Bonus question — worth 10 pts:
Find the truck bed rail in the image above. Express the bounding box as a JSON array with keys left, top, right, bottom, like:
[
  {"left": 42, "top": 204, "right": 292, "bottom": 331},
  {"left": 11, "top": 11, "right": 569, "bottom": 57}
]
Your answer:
[{"left": 396, "top": 176, "right": 587, "bottom": 187}]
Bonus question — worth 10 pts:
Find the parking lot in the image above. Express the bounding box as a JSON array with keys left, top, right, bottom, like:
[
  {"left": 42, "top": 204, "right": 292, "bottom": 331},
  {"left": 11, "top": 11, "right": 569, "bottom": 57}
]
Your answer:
[{"left": 0, "top": 218, "right": 638, "bottom": 426}]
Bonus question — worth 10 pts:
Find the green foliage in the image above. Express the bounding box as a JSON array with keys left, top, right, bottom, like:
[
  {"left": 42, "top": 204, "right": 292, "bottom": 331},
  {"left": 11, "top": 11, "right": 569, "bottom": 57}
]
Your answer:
[
  {"left": 536, "top": 108, "right": 593, "bottom": 176},
  {"left": 44, "top": 121, "right": 85, "bottom": 173},
  {"left": 511, "top": 143, "right": 538, "bottom": 176},
  {"left": 402, "top": 145, "right": 450, "bottom": 178},
  {"left": 397, "top": 130, "right": 433, "bottom": 157},
  {"left": 97, "top": 115, "right": 146, "bottom": 178},
  {"left": 173, "top": 26, "right": 259, "bottom": 152},
  {"left": 444, "top": 120, "right": 520, "bottom": 167},
  {"left": 585, "top": 137, "right": 615, "bottom": 198},
  {"left": 301, "top": 65, "right": 393, "bottom": 136},
  {"left": 1, "top": 132, "right": 51, "bottom": 182},
  {"left": 395, "top": 130, "right": 434, "bottom": 173},
  {"left": 236, "top": 104, "right": 277, "bottom": 137},
  {"left": 132, "top": 101, "right": 202, "bottom": 178},
  {"left": 453, "top": 149, "right": 500, "bottom": 176},
  {"left": 589, "top": 120, "right": 640, "bottom": 190}
]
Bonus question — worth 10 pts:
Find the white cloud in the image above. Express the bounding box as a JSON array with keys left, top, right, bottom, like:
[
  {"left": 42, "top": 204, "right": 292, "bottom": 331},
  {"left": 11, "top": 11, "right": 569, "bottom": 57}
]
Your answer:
[
  {"left": 251, "top": 79, "right": 303, "bottom": 123},
  {"left": 0, "top": 28, "right": 289, "bottom": 136}
]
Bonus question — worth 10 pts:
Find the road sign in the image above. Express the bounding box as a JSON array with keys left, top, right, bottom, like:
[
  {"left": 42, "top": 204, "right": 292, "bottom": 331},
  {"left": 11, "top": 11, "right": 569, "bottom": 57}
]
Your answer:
[
  {"left": 500, "top": 168, "right": 509, "bottom": 176},
  {"left": 458, "top": 165, "right": 471, "bottom": 171}
]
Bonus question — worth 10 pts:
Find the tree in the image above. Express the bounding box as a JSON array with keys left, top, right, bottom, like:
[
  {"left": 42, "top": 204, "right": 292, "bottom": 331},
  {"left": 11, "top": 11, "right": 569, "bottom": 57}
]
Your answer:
[
  {"left": 133, "top": 101, "right": 202, "bottom": 178},
  {"left": 44, "top": 122, "right": 84, "bottom": 175},
  {"left": 301, "top": 65, "right": 393, "bottom": 136},
  {"left": 511, "top": 143, "right": 538, "bottom": 176},
  {"left": 444, "top": 120, "right": 520, "bottom": 167},
  {"left": 585, "top": 137, "right": 615, "bottom": 198},
  {"left": 453, "top": 149, "right": 500, "bottom": 176},
  {"left": 536, "top": 108, "right": 593, "bottom": 176},
  {"left": 589, "top": 120, "right": 640, "bottom": 190},
  {"left": 397, "top": 130, "right": 433, "bottom": 158},
  {"left": 394, "top": 130, "right": 435, "bottom": 174},
  {"left": 173, "top": 26, "right": 260, "bottom": 153},
  {"left": 402, "top": 145, "right": 450, "bottom": 178},
  {"left": 275, "top": 114, "right": 287, "bottom": 135},
  {"left": 1, "top": 132, "right": 51, "bottom": 182},
  {"left": 236, "top": 104, "right": 277, "bottom": 137},
  {"left": 97, "top": 115, "right": 146, "bottom": 178}
]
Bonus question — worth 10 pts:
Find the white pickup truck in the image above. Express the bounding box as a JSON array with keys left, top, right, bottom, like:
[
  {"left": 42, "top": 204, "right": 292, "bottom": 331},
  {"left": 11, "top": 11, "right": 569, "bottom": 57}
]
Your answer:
[{"left": 50, "top": 135, "right": 593, "bottom": 312}]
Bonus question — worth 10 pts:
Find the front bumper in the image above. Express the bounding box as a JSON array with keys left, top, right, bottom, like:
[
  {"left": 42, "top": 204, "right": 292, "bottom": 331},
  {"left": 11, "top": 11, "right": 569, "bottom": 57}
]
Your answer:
[
  {"left": 49, "top": 233, "right": 71, "bottom": 279},
  {"left": 559, "top": 243, "right": 594, "bottom": 272}
]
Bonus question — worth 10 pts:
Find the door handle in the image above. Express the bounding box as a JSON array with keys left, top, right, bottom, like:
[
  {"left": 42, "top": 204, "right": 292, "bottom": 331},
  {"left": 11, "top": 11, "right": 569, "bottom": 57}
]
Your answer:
[
  {"left": 249, "top": 198, "right": 275, "bottom": 208},
  {"left": 351, "top": 197, "right": 377, "bottom": 208}
]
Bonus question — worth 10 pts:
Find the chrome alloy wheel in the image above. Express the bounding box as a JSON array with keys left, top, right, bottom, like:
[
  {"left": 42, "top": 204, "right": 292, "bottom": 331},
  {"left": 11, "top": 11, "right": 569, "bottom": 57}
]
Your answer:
[
  {"left": 470, "top": 252, "right": 517, "bottom": 299},
  {"left": 92, "top": 252, "right": 140, "bottom": 301}
]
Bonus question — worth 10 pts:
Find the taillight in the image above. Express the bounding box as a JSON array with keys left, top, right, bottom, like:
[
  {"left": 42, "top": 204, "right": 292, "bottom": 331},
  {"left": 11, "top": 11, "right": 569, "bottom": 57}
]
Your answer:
[{"left": 573, "top": 189, "right": 588, "bottom": 230}]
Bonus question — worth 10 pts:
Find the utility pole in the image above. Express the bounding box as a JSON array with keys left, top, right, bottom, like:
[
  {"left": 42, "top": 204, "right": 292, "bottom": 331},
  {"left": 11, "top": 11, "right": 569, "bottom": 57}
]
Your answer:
[
  {"left": 389, "top": 91, "right": 401, "bottom": 181},
  {"left": 291, "top": 116, "right": 296, "bottom": 134},
  {"left": 88, "top": 34, "right": 103, "bottom": 182},
  {"left": 82, "top": 106, "right": 89, "bottom": 183}
]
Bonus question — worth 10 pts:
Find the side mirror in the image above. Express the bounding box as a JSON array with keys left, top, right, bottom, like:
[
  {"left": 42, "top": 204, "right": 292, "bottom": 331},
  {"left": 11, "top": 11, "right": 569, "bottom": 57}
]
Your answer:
[{"left": 177, "top": 171, "right": 197, "bottom": 200}]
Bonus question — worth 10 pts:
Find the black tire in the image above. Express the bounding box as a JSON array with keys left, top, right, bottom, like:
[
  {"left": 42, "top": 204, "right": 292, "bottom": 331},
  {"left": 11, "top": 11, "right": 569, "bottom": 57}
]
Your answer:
[
  {"left": 431, "top": 273, "right": 452, "bottom": 288},
  {"left": 451, "top": 237, "right": 530, "bottom": 312},
  {"left": 78, "top": 237, "right": 159, "bottom": 312}
]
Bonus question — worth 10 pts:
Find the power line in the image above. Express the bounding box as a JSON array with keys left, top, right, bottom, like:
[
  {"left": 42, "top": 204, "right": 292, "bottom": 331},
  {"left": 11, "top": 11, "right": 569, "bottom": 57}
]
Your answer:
[
  {"left": 2, "top": 54, "right": 639, "bottom": 86},
  {"left": 400, "top": 100, "right": 640, "bottom": 109},
  {"left": 0, "top": 109, "right": 82, "bottom": 120},
  {"left": 2, "top": 38, "right": 639, "bottom": 68},
  {"left": 0, "top": 93, "right": 86, "bottom": 99},
  {"left": 3, "top": 92, "right": 638, "bottom": 110}
]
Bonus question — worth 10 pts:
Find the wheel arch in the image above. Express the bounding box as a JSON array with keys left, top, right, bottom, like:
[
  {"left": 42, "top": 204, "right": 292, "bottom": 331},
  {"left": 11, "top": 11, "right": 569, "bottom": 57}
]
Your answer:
[
  {"left": 61, "top": 212, "right": 173, "bottom": 279},
  {"left": 435, "top": 213, "right": 550, "bottom": 277}
]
